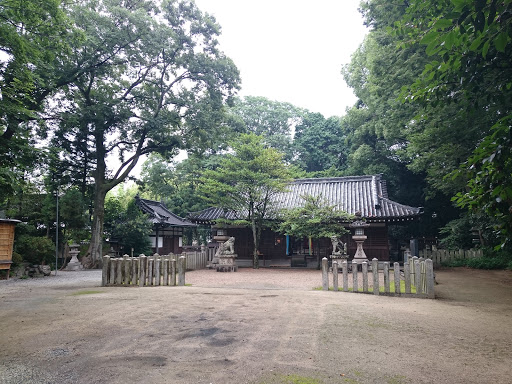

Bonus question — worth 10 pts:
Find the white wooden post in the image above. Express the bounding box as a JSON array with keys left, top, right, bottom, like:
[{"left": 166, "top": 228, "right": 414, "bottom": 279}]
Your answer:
[
  {"left": 342, "top": 260, "right": 349, "bottom": 292},
  {"left": 322, "top": 257, "right": 328, "bottom": 291},
  {"left": 102, "top": 256, "right": 110, "bottom": 286},
  {"left": 333, "top": 261, "right": 338, "bottom": 291},
  {"left": 415, "top": 259, "right": 422, "bottom": 294},
  {"left": 372, "top": 258, "right": 379, "bottom": 295},
  {"left": 163, "top": 258, "right": 169, "bottom": 286},
  {"left": 426, "top": 259, "right": 435, "bottom": 299},
  {"left": 362, "top": 260, "right": 369, "bottom": 293},
  {"left": 155, "top": 257, "right": 161, "bottom": 286},
  {"left": 352, "top": 261, "right": 358, "bottom": 292},
  {"left": 123, "top": 256, "right": 130, "bottom": 286},
  {"left": 131, "top": 257, "right": 138, "bottom": 285},
  {"left": 384, "top": 262, "right": 390, "bottom": 294},
  {"left": 109, "top": 258, "right": 116, "bottom": 285},
  {"left": 139, "top": 255, "right": 147, "bottom": 287},
  {"left": 178, "top": 256, "right": 186, "bottom": 286},
  {"left": 404, "top": 261, "right": 411, "bottom": 294},
  {"left": 393, "top": 262, "right": 400, "bottom": 295},
  {"left": 171, "top": 258, "right": 177, "bottom": 286}
]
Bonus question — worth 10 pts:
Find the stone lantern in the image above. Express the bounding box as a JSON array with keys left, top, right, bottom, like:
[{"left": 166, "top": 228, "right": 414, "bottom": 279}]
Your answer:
[
  {"left": 349, "top": 212, "right": 370, "bottom": 266},
  {"left": 65, "top": 243, "right": 84, "bottom": 271}
]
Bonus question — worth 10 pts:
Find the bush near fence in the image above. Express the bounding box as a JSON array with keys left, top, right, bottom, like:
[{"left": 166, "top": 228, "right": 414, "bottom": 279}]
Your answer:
[
  {"left": 322, "top": 257, "right": 435, "bottom": 299},
  {"left": 419, "top": 249, "right": 483, "bottom": 268}
]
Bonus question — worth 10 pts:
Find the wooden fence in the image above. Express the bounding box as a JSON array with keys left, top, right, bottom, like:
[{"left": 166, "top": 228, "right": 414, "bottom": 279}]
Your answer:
[
  {"left": 322, "top": 257, "right": 435, "bottom": 299},
  {"left": 419, "top": 248, "right": 482, "bottom": 267},
  {"left": 183, "top": 249, "right": 209, "bottom": 270},
  {"left": 102, "top": 254, "right": 188, "bottom": 287}
]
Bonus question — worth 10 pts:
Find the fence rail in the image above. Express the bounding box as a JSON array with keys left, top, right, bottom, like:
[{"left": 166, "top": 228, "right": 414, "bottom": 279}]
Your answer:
[
  {"left": 184, "top": 249, "right": 209, "bottom": 270},
  {"left": 102, "top": 254, "right": 188, "bottom": 287},
  {"left": 322, "top": 257, "right": 435, "bottom": 299},
  {"left": 419, "top": 249, "right": 482, "bottom": 267}
]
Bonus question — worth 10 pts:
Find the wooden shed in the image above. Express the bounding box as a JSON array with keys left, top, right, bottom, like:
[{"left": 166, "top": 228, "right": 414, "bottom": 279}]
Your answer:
[{"left": 0, "top": 219, "right": 21, "bottom": 279}]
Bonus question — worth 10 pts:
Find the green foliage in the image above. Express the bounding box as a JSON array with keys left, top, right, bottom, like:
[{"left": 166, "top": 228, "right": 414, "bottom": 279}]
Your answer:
[
  {"left": 104, "top": 195, "right": 152, "bottom": 256},
  {"left": 395, "top": 0, "right": 512, "bottom": 247},
  {"left": 453, "top": 118, "right": 512, "bottom": 247},
  {"left": 11, "top": 251, "right": 23, "bottom": 267},
  {"left": 139, "top": 153, "right": 220, "bottom": 217},
  {"left": 293, "top": 113, "right": 349, "bottom": 173},
  {"left": 199, "top": 134, "right": 292, "bottom": 215},
  {"left": 443, "top": 255, "right": 512, "bottom": 270},
  {"left": 441, "top": 246, "right": 512, "bottom": 270},
  {"left": 199, "top": 133, "right": 291, "bottom": 267},
  {"left": 278, "top": 194, "right": 352, "bottom": 240},
  {"left": 14, "top": 234, "right": 55, "bottom": 265},
  {"left": 0, "top": 0, "right": 75, "bottom": 202},
  {"left": 342, "top": 0, "right": 512, "bottom": 249},
  {"left": 59, "top": 187, "right": 89, "bottom": 242},
  {"left": 47, "top": 0, "right": 240, "bottom": 263},
  {"left": 228, "top": 96, "right": 305, "bottom": 160}
]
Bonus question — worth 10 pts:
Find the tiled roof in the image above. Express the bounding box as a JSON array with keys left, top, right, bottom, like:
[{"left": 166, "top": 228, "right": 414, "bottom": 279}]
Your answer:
[
  {"left": 188, "top": 175, "right": 422, "bottom": 223},
  {"left": 136, "top": 197, "right": 196, "bottom": 227}
]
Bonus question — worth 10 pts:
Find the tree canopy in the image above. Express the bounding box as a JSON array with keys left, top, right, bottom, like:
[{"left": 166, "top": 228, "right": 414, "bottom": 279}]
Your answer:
[{"left": 198, "top": 133, "right": 291, "bottom": 268}]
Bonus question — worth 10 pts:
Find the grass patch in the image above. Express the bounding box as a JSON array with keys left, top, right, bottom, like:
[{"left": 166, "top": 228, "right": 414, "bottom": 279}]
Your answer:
[
  {"left": 71, "top": 290, "right": 104, "bottom": 296},
  {"left": 262, "top": 374, "right": 322, "bottom": 384}
]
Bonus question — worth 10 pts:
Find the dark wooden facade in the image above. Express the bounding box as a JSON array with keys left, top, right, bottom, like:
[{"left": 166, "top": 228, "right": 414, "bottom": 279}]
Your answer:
[
  {"left": 220, "top": 224, "right": 390, "bottom": 266},
  {"left": 136, "top": 197, "right": 196, "bottom": 256}
]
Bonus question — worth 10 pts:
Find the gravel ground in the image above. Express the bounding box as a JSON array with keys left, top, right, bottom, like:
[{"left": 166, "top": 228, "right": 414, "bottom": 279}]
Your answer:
[
  {"left": 0, "top": 267, "right": 386, "bottom": 292},
  {"left": 1, "top": 268, "right": 511, "bottom": 384}
]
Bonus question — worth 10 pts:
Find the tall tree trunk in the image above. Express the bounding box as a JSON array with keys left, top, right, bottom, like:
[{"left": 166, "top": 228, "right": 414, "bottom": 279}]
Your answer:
[
  {"left": 85, "top": 178, "right": 107, "bottom": 267},
  {"left": 251, "top": 219, "right": 259, "bottom": 269}
]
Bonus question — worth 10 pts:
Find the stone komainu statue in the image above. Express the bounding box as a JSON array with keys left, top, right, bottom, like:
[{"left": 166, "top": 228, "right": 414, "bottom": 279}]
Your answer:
[
  {"left": 215, "top": 236, "right": 235, "bottom": 256},
  {"left": 331, "top": 236, "right": 346, "bottom": 255}
]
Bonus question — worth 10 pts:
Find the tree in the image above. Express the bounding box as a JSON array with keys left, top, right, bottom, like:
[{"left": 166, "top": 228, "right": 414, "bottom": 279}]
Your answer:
[
  {"left": 229, "top": 96, "right": 305, "bottom": 160},
  {"left": 104, "top": 194, "right": 152, "bottom": 256},
  {"left": 139, "top": 153, "right": 222, "bottom": 217},
  {"left": 198, "top": 133, "right": 291, "bottom": 268},
  {"left": 0, "top": 0, "right": 73, "bottom": 202},
  {"left": 293, "top": 113, "right": 349, "bottom": 173},
  {"left": 395, "top": 0, "right": 512, "bottom": 246},
  {"left": 50, "top": 0, "right": 240, "bottom": 265},
  {"left": 340, "top": 0, "right": 492, "bottom": 243},
  {"left": 278, "top": 194, "right": 352, "bottom": 269}
]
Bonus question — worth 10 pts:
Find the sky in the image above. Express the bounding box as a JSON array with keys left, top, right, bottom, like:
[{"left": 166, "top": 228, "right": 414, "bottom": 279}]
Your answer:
[{"left": 194, "top": 0, "right": 368, "bottom": 118}]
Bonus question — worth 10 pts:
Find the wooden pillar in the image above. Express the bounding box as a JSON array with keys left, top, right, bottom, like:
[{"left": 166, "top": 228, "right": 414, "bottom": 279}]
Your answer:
[
  {"left": 321, "top": 257, "right": 328, "bottom": 291},
  {"left": 332, "top": 261, "right": 338, "bottom": 292},
  {"left": 102, "top": 256, "right": 110, "bottom": 286},
  {"left": 372, "top": 258, "right": 379, "bottom": 295}
]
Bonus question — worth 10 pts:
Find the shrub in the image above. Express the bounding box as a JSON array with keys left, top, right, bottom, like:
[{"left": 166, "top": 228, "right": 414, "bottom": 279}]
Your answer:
[
  {"left": 443, "top": 251, "right": 512, "bottom": 270},
  {"left": 14, "top": 235, "right": 55, "bottom": 265},
  {"left": 11, "top": 252, "right": 23, "bottom": 267}
]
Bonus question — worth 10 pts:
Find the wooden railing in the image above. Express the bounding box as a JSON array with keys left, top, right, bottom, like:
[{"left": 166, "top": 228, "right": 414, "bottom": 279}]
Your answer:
[
  {"left": 419, "top": 249, "right": 482, "bottom": 267},
  {"left": 322, "top": 257, "right": 435, "bottom": 299}
]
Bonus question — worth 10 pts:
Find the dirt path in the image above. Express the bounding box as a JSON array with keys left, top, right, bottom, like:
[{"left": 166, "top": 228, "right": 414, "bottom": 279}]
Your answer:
[{"left": 0, "top": 268, "right": 511, "bottom": 384}]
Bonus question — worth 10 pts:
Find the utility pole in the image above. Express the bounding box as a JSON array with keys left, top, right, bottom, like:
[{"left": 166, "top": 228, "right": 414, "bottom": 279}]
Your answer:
[{"left": 55, "top": 188, "right": 59, "bottom": 276}]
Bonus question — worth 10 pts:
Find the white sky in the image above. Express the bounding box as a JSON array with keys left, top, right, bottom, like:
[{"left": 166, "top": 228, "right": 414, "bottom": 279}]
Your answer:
[{"left": 194, "top": 0, "right": 368, "bottom": 117}]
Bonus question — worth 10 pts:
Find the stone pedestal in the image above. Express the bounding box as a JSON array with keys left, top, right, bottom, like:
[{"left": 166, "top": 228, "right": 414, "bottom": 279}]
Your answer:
[
  {"left": 216, "top": 254, "right": 238, "bottom": 272},
  {"left": 209, "top": 230, "right": 229, "bottom": 268},
  {"left": 352, "top": 234, "right": 368, "bottom": 265},
  {"left": 65, "top": 244, "right": 83, "bottom": 271},
  {"left": 331, "top": 254, "right": 348, "bottom": 272}
]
